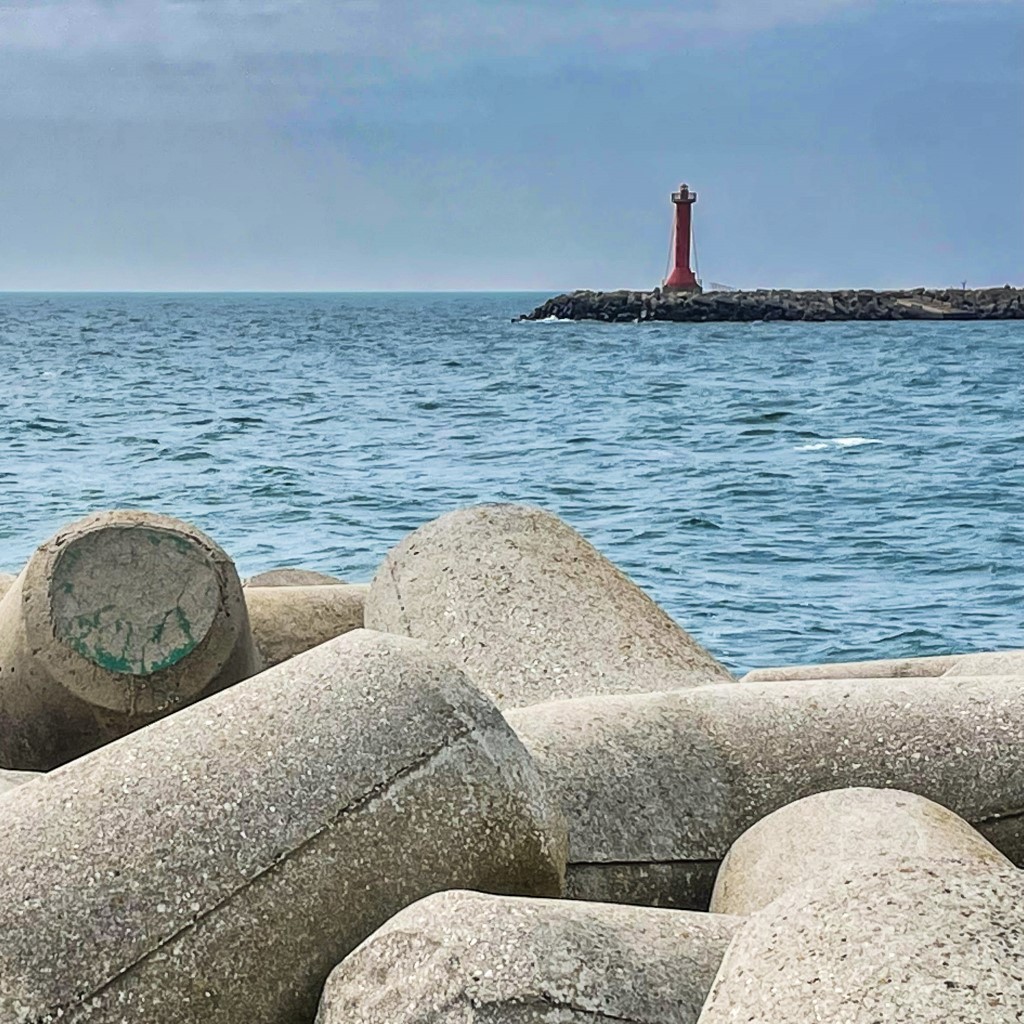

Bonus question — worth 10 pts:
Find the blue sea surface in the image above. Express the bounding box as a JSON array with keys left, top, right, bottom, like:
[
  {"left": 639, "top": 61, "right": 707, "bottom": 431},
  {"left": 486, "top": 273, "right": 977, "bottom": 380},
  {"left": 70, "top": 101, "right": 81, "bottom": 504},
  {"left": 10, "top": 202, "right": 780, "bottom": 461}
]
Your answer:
[{"left": 0, "top": 291, "right": 1021, "bottom": 675}]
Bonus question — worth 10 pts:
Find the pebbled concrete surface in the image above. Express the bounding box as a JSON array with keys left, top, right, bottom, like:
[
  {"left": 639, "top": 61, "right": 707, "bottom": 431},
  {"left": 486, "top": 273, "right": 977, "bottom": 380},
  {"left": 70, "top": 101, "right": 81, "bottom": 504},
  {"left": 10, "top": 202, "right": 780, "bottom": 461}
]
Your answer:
[
  {"left": 366, "top": 503, "right": 732, "bottom": 709},
  {"left": 698, "top": 859, "right": 1024, "bottom": 1023},
  {"left": 0, "top": 629, "right": 566, "bottom": 1024},
  {"left": 317, "top": 890, "right": 741, "bottom": 1024}
]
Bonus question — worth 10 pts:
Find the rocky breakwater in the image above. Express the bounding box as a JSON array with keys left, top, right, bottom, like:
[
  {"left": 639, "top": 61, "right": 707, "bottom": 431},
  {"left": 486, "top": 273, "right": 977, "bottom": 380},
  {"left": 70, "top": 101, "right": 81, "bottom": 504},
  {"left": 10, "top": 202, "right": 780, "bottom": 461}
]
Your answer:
[
  {"left": 520, "top": 284, "right": 1024, "bottom": 322},
  {"left": 0, "top": 503, "right": 1022, "bottom": 1022}
]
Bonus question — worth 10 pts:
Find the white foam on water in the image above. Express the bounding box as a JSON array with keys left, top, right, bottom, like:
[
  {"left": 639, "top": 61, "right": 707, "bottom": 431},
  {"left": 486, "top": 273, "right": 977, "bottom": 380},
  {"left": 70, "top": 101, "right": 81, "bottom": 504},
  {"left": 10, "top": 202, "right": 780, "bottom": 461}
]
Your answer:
[{"left": 795, "top": 437, "right": 883, "bottom": 452}]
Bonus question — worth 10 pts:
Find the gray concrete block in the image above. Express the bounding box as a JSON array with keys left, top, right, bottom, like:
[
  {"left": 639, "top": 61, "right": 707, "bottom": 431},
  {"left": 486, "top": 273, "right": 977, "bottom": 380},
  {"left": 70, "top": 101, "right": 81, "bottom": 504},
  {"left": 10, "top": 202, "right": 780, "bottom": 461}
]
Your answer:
[
  {"left": 743, "top": 650, "right": 1024, "bottom": 683},
  {"left": 317, "top": 890, "right": 741, "bottom": 1024},
  {"left": 365, "top": 504, "right": 731, "bottom": 709},
  {"left": 244, "top": 568, "right": 345, "bottom": 587},
  {"left": 507, "top": 675, "right": 1024, "bottom": 910},
  {"left": 245, "top": 583, "right": 366, "bottom": 668},
  {"left": 0, "top": 510, "right": 261, "bottom": 770},
  {"left": 698, "top": 859, "right": 1024, "bottom": 1023},
  {"left": 0, "top": 767, "right": 41, "bottom": 795},
  {"left": 942, "top": 649, "right": 1024, "bottom": 676},
  {"left": 710, "top": 788, "right": 1011, "bottom": 915},
  {"left": 0, "top": 629, "right": 566, "bottom": 1024},
  {"left": 741, "top": 654, "right": 958, "bottom": 682}
]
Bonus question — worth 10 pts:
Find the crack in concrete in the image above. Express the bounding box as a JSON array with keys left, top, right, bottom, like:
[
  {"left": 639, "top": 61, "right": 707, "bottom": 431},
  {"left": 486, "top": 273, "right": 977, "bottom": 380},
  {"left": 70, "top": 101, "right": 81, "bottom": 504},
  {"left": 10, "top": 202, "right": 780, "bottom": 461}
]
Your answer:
[
  {"left": 29, "top": 723, "right": 478, "bottom": 1023},
  {"left": 461, "top": 992, "right": 652, "bottom": 1023},
  {"left": 570, "top": 857, "right": 722, "bottom": 870}
]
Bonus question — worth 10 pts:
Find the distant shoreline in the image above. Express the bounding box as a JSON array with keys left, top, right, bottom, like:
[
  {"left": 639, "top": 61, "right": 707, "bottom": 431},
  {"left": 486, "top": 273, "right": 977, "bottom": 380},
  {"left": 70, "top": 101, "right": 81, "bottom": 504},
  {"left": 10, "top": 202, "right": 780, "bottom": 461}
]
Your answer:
[{"left": 518, "top": 287, "right": 1024, "bottom": 323}]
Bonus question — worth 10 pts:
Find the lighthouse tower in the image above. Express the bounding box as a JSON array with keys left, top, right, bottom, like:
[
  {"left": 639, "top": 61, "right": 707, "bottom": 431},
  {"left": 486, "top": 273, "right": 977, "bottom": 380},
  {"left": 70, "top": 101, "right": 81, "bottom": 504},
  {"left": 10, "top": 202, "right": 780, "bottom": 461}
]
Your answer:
[{"left": 664, "top": 183, "right": 701, "bottom": 293}]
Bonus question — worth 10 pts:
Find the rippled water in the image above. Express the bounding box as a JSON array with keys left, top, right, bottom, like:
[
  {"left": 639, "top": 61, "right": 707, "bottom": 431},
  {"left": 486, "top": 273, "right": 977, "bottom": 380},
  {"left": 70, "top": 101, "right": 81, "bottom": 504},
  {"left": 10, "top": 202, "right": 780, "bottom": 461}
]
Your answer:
[{"left": 0, "top": 292, "right": 1021, "bottom": 674}]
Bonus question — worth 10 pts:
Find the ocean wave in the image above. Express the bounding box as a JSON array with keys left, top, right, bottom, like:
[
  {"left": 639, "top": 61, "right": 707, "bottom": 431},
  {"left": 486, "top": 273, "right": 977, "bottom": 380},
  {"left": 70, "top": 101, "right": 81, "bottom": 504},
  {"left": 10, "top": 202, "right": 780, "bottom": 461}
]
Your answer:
[
  {"left": 796, "top": 437, "right": 883, "bottom": 451},
  {"left": 833, "top": 436, "right": 883, "bottom": 447}
]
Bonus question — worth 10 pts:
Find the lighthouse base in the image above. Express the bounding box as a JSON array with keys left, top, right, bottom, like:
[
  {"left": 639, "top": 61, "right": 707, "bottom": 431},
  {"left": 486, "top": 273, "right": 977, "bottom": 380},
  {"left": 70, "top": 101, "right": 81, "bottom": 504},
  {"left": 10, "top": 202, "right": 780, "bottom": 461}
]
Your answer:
[{"left": 663, "top": 269, "right": 702, "bottom": 294}]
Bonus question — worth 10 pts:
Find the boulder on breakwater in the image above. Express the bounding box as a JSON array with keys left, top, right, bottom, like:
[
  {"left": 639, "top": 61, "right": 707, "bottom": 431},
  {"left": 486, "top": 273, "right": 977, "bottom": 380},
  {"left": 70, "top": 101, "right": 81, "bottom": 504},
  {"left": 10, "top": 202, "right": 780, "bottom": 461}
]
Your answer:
[{"left": 518, "top": 285, "right": 1024, "bottom": 322}]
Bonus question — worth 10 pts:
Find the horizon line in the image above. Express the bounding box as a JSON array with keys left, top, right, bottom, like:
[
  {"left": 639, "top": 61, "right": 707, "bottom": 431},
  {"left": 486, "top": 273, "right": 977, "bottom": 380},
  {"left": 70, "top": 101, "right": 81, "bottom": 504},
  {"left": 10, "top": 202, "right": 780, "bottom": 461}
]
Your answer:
[
  {"left": 1, "top": 282, "right": 1019, "bottom": 296},
  {"left": 0, "top": 288, "right": 564, "bottom": 295}
]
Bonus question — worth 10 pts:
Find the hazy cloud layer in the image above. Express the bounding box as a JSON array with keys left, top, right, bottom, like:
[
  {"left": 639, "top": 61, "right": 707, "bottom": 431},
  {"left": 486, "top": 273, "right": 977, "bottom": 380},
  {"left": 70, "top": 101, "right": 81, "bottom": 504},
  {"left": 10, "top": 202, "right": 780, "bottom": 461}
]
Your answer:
[
  {"left": 0, "top": 0, "right": 1011, "bottom": 121},
  {"left": 0, "top": 0, "right": 1019, "bottom": 289},
  {"left": 1, "top": 1, "right": 874, "bottom": 58}
]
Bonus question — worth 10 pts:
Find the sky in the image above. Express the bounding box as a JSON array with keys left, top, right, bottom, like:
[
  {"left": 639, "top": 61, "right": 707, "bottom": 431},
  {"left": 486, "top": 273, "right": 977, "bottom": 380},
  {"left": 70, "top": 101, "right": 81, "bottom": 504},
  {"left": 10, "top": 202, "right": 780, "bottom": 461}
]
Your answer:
[{"left": 0, "top": 0, "right": 1020, "bottom": 291}]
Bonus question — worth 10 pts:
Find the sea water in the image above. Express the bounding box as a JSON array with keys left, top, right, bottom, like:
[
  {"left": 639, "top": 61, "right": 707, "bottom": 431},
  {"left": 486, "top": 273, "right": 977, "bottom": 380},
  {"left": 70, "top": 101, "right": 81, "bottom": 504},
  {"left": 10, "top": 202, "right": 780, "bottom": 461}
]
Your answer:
[{"left": 0, "top": 291, "right": 1021, "bottom": 675}]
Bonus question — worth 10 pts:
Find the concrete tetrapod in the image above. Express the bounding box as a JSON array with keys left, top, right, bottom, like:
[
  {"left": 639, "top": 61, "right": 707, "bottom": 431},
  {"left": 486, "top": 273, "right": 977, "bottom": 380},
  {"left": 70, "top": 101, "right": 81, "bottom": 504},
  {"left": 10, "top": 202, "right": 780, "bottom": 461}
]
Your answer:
[
  {"left": 245, "top": 583, "right": 367, "bottom": 668},
  {"left": 0, "top": 767, "right": 40, "bottom": 795},
  {"left": 506, "top": 675, "right": 1024, "bottom": 910},
  {"left": 741, "top": 653, "right": 958, "bottom": 682},
  {"left": 244, "top": 567, "right": 345, "bottom": 587},
  {"left": 741, "top": 650, "right": 1024, "bottom": 682},
  {"left": 709, "top": 788, "right": 1012, "bottom": 915},
  {"left": 0, "top": 629, "right": 566, "bottom": 1024},
  {"left": 317, "top": 890, "right": 741, "bottom": 1024},
  {"left": 0, "top": 571, "right": 16, "bottom": 601},
  {"left": 943, "top": 649, "right": 1024, "bottom": 676},
  {"left": 698, "top": 859, "right": 1024, "bottom": 1023},
  {"left": 0, "top": 510, "right": 261, "bottom": 770},
  {"left": 365, "top": 504, "right": 732, "bottom": 709}
]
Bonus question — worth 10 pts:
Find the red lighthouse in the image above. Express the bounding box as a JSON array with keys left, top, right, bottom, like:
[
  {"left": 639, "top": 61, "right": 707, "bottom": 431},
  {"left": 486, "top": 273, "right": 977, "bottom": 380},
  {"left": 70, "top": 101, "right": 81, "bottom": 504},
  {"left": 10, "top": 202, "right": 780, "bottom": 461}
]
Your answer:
[{"left": 663, "top": 183, "right": 701, "bottom": 292}]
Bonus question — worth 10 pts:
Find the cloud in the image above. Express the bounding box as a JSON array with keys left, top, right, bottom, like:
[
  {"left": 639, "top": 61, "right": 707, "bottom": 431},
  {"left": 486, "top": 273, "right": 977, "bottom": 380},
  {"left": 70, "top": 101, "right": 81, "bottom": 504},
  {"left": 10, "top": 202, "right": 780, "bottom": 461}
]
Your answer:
[
  {"left": 0, "top": 0, "right": 1011, "bottom": 124},
  {"left": 0, "top": 0, "right": 871, "bottom": 60},
  {"left": 0, "top": 0, "right": 1012, "bottom": 60}
]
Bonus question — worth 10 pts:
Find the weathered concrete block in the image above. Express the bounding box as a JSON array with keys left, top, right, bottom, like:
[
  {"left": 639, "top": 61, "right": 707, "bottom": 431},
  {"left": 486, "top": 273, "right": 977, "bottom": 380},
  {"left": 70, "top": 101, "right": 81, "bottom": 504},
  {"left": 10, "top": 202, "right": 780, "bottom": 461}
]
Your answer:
[
  {"left": 741, "top": 653, "right": 957, "bottom": 682},
  {"left": 0, "top": 510, "right": 261, "bottom": 770},
  {"left": 317, "top": 890, "right": 740, "bottom": 1024},
  {"left": 0, "top": 629, "right": 566, "bottom": 1024},
  {"left": 245, "top": 583, "right": 366, "bottom": 668},
  {"left": 0, "top": 571, "right": 16, "bottom": 601},
  {"left": 942, "top": 649, "right": 1024, "bottom": 676},
  {"left": 0, "top": 767, "right": 40, "bottom": 795},
  {"left": 742, "top": 650, "right": 1024, "bottom": 682},
  {"left": 710, "top": 788, "right": 1011, "bottom": 915},
  {"left": 365, "top": 504, "right": 731, "bottom": 708},
  {"left": 244, "top": 567, "right": 345, "bottom": 587},
  {"left": 507, "top": 675, "right": 1024, "bottom": 910},
  {"left": 698, "top": 860, "right": 1024, "bottom": 1023}
]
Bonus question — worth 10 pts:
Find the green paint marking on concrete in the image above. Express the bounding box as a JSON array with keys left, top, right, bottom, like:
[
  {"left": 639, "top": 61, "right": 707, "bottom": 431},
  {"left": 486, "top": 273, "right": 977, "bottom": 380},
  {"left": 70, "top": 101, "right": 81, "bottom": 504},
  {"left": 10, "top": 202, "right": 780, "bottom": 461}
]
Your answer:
[
  {"left": 68, "top": 637, "right": 135, "bottom": 675},
  {"left": 65, "top": 603, "right": 199, "bottom": 676},
  {"left": 146, "top": 606, "right": 198, "bottom": 673},
  {"left": 150, "top": 616, "right": 167, "bottom": 645},
  {"left": 170, "top": 535, "right": 195, "bottom": 555},
  {"left": 147, "top": 642, "right": 197, "bottom": 674},
  {"left": 117, "top": 619, "right": 135, "bottom": 672}
]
